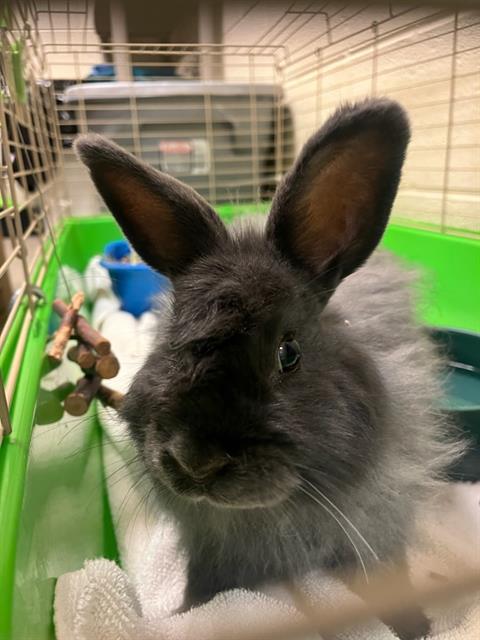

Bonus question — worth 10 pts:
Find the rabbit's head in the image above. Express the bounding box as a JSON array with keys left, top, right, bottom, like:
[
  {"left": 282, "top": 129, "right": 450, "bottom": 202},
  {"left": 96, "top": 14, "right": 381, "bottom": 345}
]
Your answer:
[{"left": 75, "top": 99, "right": 410, "bottom": 511}]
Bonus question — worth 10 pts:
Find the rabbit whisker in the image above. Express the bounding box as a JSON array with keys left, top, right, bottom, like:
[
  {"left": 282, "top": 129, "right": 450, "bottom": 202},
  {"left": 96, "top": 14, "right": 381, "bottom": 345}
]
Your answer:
[
  {"left": 299, "top": 485, "right": 370, "bottom": 584},
  {"left": 300, "top": 475, "right": 379, "bottom": 562}
]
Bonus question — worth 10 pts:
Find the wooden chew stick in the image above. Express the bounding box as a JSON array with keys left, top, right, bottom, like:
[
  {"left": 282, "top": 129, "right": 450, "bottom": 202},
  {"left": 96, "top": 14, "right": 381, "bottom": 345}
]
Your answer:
[
  {"left": 64, "top": 376, "right": 101, "bottom": 416},
  {"left": 97, "top": 384, "right": 124, "bottom": 411},
  {"left": 53, "top": 299, "right": 111, "bottom": 355},
  {"left": 67, "top": 343, "right": 97, "bottom": 370},
  {"left": 67, "top": 345, "right": 79, "bottom": 363},
  {"left": 48, "top": 292, "right": 85, "bottom": 364},
  {"left": 95, "top": 353, "right": 120, "bottom": 379}
]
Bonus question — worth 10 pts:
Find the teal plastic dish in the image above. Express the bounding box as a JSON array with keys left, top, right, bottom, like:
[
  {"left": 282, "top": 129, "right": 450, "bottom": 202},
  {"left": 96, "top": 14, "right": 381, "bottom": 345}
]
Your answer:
[{"left": 430, "top": 327, "right": 480, "bottom": 481}]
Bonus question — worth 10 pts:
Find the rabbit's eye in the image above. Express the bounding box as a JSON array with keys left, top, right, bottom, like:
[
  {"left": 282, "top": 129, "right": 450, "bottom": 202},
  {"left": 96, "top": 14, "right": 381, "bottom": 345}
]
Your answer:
[{"left": 277, "top": 338, "right": 301, "bottom": 373}]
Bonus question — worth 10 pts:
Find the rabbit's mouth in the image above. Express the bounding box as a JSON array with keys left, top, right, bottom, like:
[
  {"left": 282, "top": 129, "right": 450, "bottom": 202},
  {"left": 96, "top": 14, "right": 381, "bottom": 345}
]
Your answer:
[{"left": 158, "top": 448, "right": 299, "bottom": 510}]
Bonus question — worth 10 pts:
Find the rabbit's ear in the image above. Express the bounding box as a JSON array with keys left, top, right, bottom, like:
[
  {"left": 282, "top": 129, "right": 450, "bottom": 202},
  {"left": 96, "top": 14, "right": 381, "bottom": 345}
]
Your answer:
[
  {"left": 74, "top": 134, "right": 227, "bottom": 277},
  {"left": 266, "top": 99, "right": 410, "bottom": 289}
]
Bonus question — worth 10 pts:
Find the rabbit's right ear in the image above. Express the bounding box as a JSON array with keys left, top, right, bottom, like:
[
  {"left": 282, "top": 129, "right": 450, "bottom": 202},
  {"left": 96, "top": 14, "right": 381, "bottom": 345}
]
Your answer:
[
  {"left": 266, "top": 99, "right": 410, "bottom": 292},
  {"left": 74, "top": 134, "right": 227, "bottom": 277}
]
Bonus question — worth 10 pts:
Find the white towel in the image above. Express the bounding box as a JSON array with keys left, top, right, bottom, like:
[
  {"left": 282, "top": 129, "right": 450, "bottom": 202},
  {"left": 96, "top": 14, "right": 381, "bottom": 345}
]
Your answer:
[
  {"left": 54, "top": 297, "right": 480, "bottom": 640},
  {"left": 54, "top": 484, "right": 480, "bottom": 640}
]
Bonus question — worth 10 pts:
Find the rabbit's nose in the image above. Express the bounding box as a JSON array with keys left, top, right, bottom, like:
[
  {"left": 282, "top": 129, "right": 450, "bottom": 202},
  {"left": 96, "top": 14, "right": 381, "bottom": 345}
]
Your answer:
[
  {"left": 186, "top": 457, "right": 229, "bottom": 481},
  {"left": 166, "top": 446, "right": 229, "bottom": 482}
]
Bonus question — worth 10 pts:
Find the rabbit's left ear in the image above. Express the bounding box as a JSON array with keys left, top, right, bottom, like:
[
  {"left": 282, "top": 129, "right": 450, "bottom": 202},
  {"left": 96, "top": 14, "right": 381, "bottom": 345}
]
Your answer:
[
  {"left": 266, "top": 99, "right": 410, "bottom": 289},
  {"left": 74, "top": 134, "right": 227, "bottom": 278}
]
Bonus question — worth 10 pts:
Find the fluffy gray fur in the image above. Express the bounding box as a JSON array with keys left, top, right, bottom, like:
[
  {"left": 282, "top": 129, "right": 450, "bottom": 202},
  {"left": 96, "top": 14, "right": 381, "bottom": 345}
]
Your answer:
[
  {"left": 155, "top": 220, "right": 460, "bottom": 570},
  {"left": 75, "top": 99, "right": 463, "bottom": 638}
]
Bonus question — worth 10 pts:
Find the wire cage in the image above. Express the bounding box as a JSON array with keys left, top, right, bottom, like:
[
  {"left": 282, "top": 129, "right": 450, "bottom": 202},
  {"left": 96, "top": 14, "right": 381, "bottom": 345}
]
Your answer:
[
  {"left": 1, "top": 1, "right": 478, "bottom": 429},
  {"left": 0, "top": 1, "right": 68, "bottom": 439},
  {"left": 0, "top": 1, "right": 479, "bottom": 638},
  {"left": 43, "top": 1, "right": 480, "bottom": 232}
]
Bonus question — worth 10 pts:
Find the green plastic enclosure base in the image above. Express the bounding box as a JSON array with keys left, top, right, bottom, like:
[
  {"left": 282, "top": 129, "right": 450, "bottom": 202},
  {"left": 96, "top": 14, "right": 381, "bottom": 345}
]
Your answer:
[{"left": 0, "top": 209, "right": 479, "bottom": 639}]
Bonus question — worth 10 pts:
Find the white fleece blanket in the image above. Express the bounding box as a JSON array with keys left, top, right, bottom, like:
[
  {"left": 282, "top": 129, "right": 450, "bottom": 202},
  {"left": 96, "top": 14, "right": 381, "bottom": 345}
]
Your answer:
[{"left": 54, "top": 259, "right": 480, "bottom": 640}]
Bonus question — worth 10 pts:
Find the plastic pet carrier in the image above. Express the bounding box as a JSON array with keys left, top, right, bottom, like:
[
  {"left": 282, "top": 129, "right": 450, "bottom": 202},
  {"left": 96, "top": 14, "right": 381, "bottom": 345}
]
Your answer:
[{"left": 61, "top": 80, "right": 294, "bottom": 207}]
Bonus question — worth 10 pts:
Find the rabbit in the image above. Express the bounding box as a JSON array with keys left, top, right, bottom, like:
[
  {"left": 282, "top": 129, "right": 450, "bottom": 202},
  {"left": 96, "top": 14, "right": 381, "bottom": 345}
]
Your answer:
[{"left": 75, "top": 98, "right": 462, "bottom": 639}]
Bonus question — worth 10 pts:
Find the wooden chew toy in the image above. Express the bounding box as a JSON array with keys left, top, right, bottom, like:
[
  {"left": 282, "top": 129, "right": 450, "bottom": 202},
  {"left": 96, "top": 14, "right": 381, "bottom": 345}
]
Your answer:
[
  {"left": 53, "top": 299, "right": 111, "bottom": 355},
  {"left": 95, "top": 353, "right": 120, "bottom": 379},
  {"left": 67, "top": 343, "right": 120, "bottom": 379},
  {"left": 67, "top": 343, "right": 96, "bottom": 370},
  {"left": 64, "top": 376, "right": 102, "bottom": 416},
  {"left": 50, "top": 293, "right": 124, "bottom": 416},
  {"left": 97, "top": 384, "right": 125, "bottom": 412},
  {"left": 48, "top": 292, "right": 84, "bottom": 364}
]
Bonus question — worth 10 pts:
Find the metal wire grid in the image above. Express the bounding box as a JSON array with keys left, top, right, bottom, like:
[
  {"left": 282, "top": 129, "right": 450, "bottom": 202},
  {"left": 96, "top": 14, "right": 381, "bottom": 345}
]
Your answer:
[
  {"left": 40, "top": 11, "right": 292, "bottom": 210},
  {"left": 222, "top": 2, "right": 480, "bottom": 235},
  {"left": 55, "top": 45, "right": 292, "bottom": 211},
  {"left": 0, "top": 1, "right": 68, "bottom": 438},
  {"left": 33, "top": 1, "right": 480, "bottom": 234}
]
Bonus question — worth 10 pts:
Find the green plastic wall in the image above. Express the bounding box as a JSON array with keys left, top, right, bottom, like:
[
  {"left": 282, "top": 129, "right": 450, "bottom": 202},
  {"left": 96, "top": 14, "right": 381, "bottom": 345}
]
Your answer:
[
  {"left": 382, "top": 225, "right": 480, "bottom": 333},
  {"left": 0, "top": 209, "right": 478, "bottom": 639}
]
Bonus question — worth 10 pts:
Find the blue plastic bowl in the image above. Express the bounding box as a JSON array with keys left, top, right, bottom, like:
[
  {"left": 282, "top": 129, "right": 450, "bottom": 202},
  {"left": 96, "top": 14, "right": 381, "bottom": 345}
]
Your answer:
[{"left": 100, "top": 240, "right": 170, "bottom": 317}]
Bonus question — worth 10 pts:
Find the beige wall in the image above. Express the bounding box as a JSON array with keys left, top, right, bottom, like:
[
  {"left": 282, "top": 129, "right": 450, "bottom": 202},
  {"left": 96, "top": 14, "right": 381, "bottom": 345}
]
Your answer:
[
  {"left": 222, "top": 2, "right": 480, "bottom": 233},
  {"left": 36, "top": 0, "right": 103, "bottom": 79}
]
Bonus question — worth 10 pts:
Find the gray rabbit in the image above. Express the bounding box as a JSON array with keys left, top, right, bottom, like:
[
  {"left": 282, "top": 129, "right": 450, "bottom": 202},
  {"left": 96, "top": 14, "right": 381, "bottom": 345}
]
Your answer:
[{"left": 75, "top": 99, "right": 461, "bottom": 639}]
